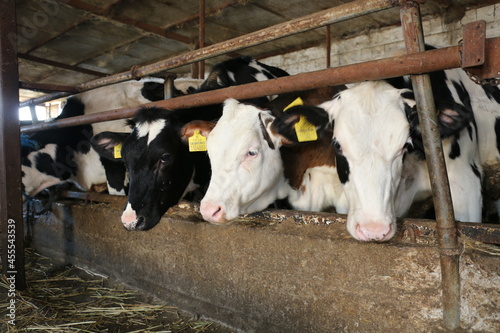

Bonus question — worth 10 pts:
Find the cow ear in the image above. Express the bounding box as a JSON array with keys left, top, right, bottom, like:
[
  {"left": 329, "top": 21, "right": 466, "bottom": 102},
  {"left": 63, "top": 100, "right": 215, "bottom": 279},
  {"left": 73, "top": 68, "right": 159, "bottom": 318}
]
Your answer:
[
  {"left": 271, "top": 105, "right": 331, "bottom": 144},
  {"left": 180, "top": 120, "right": 216, "bottom": 144},
  {"left": 436, "top": 101, "right": 473, "bottom": 138},
  {"left": 91, "top": 132, "right": 129, "bottom": 161}
]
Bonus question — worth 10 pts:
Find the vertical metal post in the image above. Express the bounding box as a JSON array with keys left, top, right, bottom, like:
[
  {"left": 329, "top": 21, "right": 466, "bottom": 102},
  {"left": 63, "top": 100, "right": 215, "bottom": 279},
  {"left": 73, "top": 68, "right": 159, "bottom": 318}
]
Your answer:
[
  {"left": 326, "top": 25, "right": 331, "bottom": 68},
  {"left": 1, "top": 0, "right": 26, "bottom": 290},
  {"left": 29, "top": 104, "right": 39, "bottom": 124},
  {"left": 399, "top": 1, "right": 461, "bottom": 330},
  {"left": 199, "top": 0, "right": 206, "bottom": 79},
  {"left": 164, "top": 73, "right": 177, "bottom": 99}
]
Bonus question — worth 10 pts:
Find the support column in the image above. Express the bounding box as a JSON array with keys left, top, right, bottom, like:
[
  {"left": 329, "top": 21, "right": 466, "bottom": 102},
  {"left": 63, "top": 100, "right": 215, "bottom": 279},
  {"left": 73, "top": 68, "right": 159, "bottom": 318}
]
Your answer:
[
  {"left": 399, "top": 1, "right": 461, "bottom": 330},
  {"left": 0, "top": 0, "right": 26, "bottom": 290}
]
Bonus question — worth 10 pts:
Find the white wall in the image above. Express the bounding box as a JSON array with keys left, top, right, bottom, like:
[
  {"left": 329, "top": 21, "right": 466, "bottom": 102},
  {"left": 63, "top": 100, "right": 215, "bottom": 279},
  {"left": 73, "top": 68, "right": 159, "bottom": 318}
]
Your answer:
[{"left": 263, "top": 4, "right": 500, "bottom": 76}]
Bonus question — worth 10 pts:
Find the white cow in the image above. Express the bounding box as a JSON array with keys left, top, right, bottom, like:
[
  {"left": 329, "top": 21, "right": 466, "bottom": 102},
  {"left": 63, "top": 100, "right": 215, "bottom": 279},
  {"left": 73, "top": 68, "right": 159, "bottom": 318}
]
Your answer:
[
  {"left": 317, "top": 69, "right": 499, "bottom": 241},
  {"left": 197, "top": 98, "right": 347, "bottom": 223}
]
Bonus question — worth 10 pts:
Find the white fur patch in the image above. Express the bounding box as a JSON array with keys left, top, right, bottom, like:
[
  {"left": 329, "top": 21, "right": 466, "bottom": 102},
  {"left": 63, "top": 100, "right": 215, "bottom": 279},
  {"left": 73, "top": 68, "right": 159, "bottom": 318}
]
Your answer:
[{"left": 136, "top": 119, "right": 166, "bottom": 145}]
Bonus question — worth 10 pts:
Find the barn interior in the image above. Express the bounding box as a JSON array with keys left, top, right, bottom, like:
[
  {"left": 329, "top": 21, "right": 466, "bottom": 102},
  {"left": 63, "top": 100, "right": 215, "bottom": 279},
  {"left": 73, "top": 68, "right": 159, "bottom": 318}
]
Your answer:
[{"left": 2, "top": 0, "right": 500, "bottom": 332}]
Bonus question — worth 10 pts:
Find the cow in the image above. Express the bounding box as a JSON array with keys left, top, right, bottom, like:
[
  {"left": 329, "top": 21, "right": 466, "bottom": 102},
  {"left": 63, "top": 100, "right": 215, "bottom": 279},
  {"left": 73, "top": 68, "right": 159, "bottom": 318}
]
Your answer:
[
  {"left": 21, "top": 77, "right": 175, "bottom": 197},
  {"left": 92, "top": 56, "right": 290, "bottom": 231},
  {"left": 286, "top": 64, "right": 499, "bottom": 241},
  {"left": 196, "top": 85, "right": 347, "bottom": 224}
]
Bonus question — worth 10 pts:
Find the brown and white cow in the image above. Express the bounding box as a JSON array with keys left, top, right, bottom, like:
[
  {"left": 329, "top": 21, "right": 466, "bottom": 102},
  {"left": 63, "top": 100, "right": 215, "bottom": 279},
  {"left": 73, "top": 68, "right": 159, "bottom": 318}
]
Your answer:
[{"left": 196, "top": 89, "right": 348, "bottom": 224}]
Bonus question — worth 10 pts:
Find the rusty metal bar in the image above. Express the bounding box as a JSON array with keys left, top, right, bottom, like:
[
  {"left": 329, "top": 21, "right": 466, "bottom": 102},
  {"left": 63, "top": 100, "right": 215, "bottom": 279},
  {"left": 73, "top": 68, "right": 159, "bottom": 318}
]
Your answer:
[
  {"left": 19, "top": 81, "right": 79, "bottom": 94},
  {"left": 326, "top": 25, "right": 331, "bottom": 68},
  {"left": 199, "top": 0, "right": 206, "bottom": 79},
  {"left": 19, "top": 92, "right": 72, "bottom": 109},
  {"left": 18, "top": 0, "right": 394, "bottom": 107},
  {"left": 20, "top": 44, "right": 468, "bottom": 133},
  {"left": 0, "top": 0, "right": 26, "bottom": 290},
  {"left": 75, "top": 0, "right": 395, "bottom": 91},
  {"left": 462, "top": 20, "right": 486, "bottom": 68},
  {"left": 399, "top": 1, "right": 461, "bottom": 329}
]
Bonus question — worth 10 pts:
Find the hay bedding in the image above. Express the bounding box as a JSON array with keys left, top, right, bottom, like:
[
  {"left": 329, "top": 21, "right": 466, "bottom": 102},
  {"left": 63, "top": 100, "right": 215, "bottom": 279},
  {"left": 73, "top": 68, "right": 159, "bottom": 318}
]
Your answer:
[{"left": 0, "top": 249, "right": 234, "bottom": 333}]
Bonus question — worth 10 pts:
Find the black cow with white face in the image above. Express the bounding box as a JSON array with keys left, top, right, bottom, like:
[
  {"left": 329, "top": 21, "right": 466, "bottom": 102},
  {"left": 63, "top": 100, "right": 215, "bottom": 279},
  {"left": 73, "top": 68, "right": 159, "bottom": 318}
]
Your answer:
[
  {"left": 21, "top": 78, "right": 170, "bottom": 197},
  {"left": 92, "top": 56, "right": 289, "bottom": 230}
]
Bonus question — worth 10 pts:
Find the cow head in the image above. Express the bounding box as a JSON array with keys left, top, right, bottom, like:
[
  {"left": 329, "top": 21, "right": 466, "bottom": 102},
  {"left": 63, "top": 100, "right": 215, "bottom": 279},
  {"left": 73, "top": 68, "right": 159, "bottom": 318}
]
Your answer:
[
  {"left": 197, "top": 99, "right": 286, "bottom": 223},
  {"left": 320, "top": 80, "right": 474, "bottom": 242},
  {"left": 197, "top": 99, "right": 330, "bottom": 224},
  {"left": 92, "top": 107, "right": 216, "bottom": 231}
]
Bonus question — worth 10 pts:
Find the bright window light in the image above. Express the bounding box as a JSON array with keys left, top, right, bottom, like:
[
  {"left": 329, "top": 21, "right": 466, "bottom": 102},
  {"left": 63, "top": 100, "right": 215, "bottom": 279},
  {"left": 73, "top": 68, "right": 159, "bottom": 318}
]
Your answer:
[{"left": 19, "top": 105, "right": 48, "bottom": 121}]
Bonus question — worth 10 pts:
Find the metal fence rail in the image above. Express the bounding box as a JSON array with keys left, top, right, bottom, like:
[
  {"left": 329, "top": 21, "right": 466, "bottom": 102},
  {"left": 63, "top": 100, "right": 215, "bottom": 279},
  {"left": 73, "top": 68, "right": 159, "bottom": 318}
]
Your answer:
[{"left": 2, "top": 0, "right": 499, "bottom": 330}]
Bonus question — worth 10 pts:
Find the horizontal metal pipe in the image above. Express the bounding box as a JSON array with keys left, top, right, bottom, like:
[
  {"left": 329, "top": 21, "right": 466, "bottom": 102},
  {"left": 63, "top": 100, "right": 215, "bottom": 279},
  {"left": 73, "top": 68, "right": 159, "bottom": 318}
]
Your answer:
[
  {"left": 19, "top": 92, "right": 72, "bottom": 108},
  {"left": 19, "top": 81, "right": 79, "bottom": 94},
  {"left": 76, "top": 0, "right": 394, "bottom": 90},
  {"left": 20, "top": 0, "right": 393, "bottom": 107},
  {"left": 21, "top": 45, "right": 464, "bottom": 133}
]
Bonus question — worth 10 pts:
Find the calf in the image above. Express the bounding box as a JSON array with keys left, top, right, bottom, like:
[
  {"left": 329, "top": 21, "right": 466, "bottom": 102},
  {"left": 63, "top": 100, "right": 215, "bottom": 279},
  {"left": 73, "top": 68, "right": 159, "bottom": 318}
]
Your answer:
[
  {"left": 93, "top": 57, "right": 290, "bottom": 230},
  {"left": 21, "top": 78, "right": 167, "bottom": 197},
  {"left": 197, "top": 87, "right": 347, "bottom": 224}
]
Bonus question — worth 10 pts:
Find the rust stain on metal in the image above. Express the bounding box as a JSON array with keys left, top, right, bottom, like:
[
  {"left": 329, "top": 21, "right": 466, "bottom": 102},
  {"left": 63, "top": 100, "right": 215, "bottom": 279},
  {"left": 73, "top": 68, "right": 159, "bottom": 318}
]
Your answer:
[{"left": 462, "top": 20, "right": 486, "bottom": 68}]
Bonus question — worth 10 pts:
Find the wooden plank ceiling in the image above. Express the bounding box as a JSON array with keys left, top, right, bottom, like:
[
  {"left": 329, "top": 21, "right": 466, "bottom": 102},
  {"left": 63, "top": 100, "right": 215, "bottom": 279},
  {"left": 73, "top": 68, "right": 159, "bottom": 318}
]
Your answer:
[{"left": 15, "top": 0, "right": 485, "bottom": 101}]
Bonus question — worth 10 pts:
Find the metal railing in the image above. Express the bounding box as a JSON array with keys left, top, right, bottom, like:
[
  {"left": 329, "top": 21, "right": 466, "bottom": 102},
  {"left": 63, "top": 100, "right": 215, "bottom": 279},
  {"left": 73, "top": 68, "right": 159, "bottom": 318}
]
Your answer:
[{"left": 3, "top": 0, "right": 499, "bottom": 329}]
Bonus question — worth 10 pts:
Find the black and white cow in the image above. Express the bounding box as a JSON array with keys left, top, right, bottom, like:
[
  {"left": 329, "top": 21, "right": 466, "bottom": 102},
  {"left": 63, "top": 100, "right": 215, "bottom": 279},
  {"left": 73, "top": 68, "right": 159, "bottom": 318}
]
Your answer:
[
  {"left": 21, "top": 78, "right": 177, "bottom": 197},
  {"left": 287, "top": 64, "right": 499, "bottom": 241},
  {"left": 93, "top": 56, "right": 290, "bottom": 231}
]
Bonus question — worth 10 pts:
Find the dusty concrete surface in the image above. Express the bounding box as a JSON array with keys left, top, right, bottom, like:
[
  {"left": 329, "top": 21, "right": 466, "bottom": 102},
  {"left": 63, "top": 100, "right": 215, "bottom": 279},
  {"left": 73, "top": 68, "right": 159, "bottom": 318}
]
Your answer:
[{"left": 26, "top": 201, "right": 499, "bottom": 333}]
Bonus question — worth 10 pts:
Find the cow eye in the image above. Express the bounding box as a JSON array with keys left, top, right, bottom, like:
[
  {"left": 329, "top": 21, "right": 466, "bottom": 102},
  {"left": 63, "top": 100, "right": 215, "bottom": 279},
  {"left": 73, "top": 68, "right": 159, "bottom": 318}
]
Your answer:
[
  {"left": 160, "top": 153, "right": 172, "bottom": 164},
  {"left": 247, "top": 149, "right": 258, "bottom": 157},
  {"left": 332, "top": 138, "right": 343, "bottom": 155}
]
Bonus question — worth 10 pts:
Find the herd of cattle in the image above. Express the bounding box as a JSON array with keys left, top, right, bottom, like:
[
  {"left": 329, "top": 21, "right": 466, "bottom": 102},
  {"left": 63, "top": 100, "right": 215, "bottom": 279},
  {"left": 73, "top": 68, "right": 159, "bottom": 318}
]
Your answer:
[{"left": 21, "top": 51, "right": 500, "bottom": 242}]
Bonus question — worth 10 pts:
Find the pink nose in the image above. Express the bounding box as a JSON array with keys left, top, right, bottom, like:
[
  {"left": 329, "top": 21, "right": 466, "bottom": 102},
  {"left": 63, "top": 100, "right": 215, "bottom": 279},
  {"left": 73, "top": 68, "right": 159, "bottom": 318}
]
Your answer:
[
  {"left": 200, "top": 201, "right": 226, "bottom": 223},
  {"left": 356, "top": 223, "right": 392, "bottom": 242}
]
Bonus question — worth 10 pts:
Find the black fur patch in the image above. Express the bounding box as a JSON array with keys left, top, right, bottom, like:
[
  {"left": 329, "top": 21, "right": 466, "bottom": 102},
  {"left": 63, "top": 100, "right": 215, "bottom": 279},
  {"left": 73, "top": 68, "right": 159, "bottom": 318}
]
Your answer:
[
  {"left": 471, "top": 162, "right": 481, "bottom": 180},
  {"left": 449, "top": 135, "right": 461, "bottom": 160}
]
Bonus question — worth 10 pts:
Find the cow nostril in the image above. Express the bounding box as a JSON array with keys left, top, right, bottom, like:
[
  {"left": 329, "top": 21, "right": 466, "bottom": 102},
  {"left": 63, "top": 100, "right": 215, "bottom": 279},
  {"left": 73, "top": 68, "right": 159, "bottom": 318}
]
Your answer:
[
  {"left": 135, "top": 216, "right": 146, "bottom": 230},
  {"left": 212, "top": 206, "right": 222, "bottom": 218}
]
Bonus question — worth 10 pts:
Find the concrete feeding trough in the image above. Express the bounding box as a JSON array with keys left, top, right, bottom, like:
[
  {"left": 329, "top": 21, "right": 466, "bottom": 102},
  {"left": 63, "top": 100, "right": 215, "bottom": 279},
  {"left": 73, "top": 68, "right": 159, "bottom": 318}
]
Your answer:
[{"left": 26, "top": 197, "right": 500, "bottom": 332}]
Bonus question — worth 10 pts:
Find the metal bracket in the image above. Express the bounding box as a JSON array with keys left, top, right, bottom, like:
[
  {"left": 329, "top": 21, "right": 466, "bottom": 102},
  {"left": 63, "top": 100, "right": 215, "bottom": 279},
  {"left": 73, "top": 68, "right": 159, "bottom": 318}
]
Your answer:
[
  {"left": 462, "top": 21, "right": 500, "bottom": 85},
  {"left": 462, "top": 20, "right": 485, "bottom": 68}
]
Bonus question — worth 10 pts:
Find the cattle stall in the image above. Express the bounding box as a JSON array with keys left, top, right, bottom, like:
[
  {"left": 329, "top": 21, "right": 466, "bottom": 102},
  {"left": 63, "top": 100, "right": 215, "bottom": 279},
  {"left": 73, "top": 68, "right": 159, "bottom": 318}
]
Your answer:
[{"left": 1, "top": 0, "right": 500, "bottom": 332}]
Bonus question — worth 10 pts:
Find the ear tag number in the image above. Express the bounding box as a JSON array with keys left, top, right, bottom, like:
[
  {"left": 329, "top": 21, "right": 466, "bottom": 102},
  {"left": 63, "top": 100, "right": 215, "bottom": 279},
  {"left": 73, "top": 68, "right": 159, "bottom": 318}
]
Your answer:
[
  {"left": 283, "top": 97, "right": 304, "bottom": 112},
  {"left": 294, "top": 116, "right": 318, "bottom": 142},
  {"left": 114, "top": 143, "right": 122, "bottom": 159},
  {"left": 189, "top": 130, "right": 207, "bottom": 152}
]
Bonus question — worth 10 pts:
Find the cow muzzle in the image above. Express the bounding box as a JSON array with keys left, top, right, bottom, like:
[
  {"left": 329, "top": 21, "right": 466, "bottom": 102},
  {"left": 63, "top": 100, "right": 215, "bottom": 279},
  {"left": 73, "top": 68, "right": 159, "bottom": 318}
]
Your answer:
[
  {"left": 200, "top": 201, "right": 228, "bottom": 224},
  {"left": 355, "top": 222, "right": 394, "bottom": 242},
  {"left": 121, "top": 204, "right": 147, "bottom": 231}
]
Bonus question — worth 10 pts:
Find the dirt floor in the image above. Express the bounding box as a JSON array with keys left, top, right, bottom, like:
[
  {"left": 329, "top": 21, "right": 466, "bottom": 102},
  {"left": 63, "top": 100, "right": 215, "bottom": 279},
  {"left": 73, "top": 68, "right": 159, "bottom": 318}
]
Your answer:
[{"left": 0, "top": 248, "right": 236, "bottom": 333}]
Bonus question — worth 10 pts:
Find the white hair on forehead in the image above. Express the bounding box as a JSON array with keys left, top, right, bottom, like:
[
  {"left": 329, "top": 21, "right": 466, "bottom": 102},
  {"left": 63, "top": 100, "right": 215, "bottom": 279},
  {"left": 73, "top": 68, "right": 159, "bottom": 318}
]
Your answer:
[
  {"left": 135, "top": 119, "right": 167, "bottom": 145},
  {"left": 222, "top": 98, "right": 246, "bottom": 119}
]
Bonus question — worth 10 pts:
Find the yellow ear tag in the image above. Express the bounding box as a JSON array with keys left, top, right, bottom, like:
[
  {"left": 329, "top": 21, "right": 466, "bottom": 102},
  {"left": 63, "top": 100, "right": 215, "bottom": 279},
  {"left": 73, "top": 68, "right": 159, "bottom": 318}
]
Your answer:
[
  {"left": 283, "top": 97, "right": 304, "bottom": 112},
  {"left": 188, "top": 129, "right": 207, "bottom": 152},
  {"left": 294, "top": 115, "right": 318, "bottom": 142},
  {"left": 114, "top": 143, "right": 122, "bottom": 159}
]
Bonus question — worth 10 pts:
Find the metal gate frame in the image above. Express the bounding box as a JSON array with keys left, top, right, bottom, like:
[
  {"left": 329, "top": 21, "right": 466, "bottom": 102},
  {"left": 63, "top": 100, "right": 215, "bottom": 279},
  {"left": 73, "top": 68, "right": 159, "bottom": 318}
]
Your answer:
[{"left": 2, "top": 0, "right": 499, "bottom": 329}]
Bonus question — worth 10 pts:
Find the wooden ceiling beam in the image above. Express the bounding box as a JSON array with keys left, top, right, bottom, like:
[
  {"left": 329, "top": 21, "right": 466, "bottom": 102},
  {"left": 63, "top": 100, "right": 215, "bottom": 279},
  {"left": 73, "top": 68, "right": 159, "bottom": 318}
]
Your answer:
[
  {"left": 18, "top": 53, "right": 107, "bottom": 77},
  {"left": 57, "top": 0, "right": 192, "bottom": 45}
]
